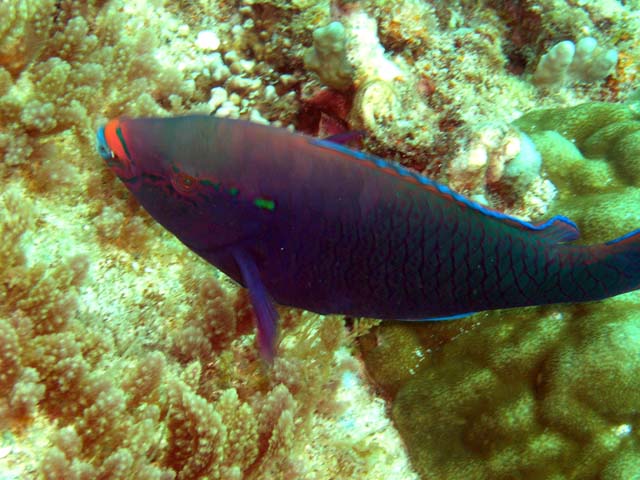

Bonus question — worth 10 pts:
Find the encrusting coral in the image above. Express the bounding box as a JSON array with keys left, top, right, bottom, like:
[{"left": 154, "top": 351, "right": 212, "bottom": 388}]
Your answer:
[
  {"left": 514, "top": 101, "right": 640, "bottom": 193},
  {"left": 382, "top": 300, "right": 640, "bottom": 478}
]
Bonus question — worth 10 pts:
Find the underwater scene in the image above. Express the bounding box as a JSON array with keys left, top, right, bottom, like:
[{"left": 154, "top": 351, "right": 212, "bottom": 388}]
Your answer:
[{"left": 1, "top": 0, "right": 640, "bottom": 478}]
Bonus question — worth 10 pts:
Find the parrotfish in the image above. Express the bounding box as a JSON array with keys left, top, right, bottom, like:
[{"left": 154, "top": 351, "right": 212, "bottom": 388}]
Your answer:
[{"left": 97, "top": 116, "right": 640, "bottom": 361}]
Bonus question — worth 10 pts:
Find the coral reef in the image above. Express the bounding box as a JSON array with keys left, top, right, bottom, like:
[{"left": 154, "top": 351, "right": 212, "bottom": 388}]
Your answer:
[
  {"left": 359, "top": 55, "right": 640, "bottom": 480},
  {"left": 0, "top": 170, "right": 413, "bottom": 479},
  {"left": 0, "top": 1, "right": 415, "bottom": 478},
  {"left": 2, "top": 0, "right": 640, "bottom": 479}
]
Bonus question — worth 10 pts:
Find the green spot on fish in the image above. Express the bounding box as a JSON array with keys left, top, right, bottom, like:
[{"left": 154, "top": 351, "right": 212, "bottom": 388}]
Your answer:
[
  {"left": 254, "top": 197, "right": 275, "bottom": 211},
  {"left": 200, "top": 179, "right": 221, "bottom": 191},
  {"left": 229, "top": 187, "right": 239, "bottom": 196}
]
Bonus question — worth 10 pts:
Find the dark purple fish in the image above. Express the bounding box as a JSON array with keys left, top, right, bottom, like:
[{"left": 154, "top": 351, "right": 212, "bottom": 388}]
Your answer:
[{"left": 97, "top": 116, "right": 640, "bottom": 361}]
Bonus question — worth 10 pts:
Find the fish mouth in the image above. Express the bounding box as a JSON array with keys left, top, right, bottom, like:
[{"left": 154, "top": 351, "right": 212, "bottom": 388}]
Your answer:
[
  {"left": 96, "top": 125, "right": 138, "bottom": 182},
  {"left": 96, "top": 126, "right": 114, "bottom": 161}
]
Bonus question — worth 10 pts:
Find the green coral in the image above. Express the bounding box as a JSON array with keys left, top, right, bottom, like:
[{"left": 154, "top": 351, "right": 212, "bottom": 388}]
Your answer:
[
  {"left": 383, "top": 299, "right": 640, "bottom": 478},
  {"left": 359, "top": 323, "right": 427, "bottom": 398},
  {"left": 514, "top": 102, "right": 640, "bottom": 193},
  {"left": 550, "top": 186, "right": 640, "bottom": 244}
]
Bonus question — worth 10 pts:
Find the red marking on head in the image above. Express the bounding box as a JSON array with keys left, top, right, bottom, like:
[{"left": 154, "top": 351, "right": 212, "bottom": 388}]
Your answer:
[
  {"left": 104, "top": 118, "right": 129, "bottom": 161},
  {"left": 102, "top": 117, "right": 138, "bottom": 180}
]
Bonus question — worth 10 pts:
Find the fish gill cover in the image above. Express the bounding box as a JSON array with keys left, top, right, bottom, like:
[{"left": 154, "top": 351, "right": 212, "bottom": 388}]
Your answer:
[{"left": 0, "top": 1, "right": 639, "bottom": 479}]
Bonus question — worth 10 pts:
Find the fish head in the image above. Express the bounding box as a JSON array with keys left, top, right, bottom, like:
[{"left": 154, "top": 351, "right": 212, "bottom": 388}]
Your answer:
[
  {"left": 96, "top": 116, "right": 263, "bottom": 253},
  {"left": 97, "top": 119, "right": 139, "bottom": 181}
]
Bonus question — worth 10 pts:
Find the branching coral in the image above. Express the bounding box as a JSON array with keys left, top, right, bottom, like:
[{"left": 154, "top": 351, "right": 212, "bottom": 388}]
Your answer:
[
  {"left": 0, "top": 185, "right": 172, "bottom": 477},
  {"left": 304, "top": 21, "right": 354, "bottom": 91},
  {"left": 0, "top": 1, "right": 57, "bottom": 77},
  {"left": 0, "top": 319, "right": 23, "bottom": 399},
  {"left": 0, "top": 1, "right": 416, "bottom": 478},
  {"left": 166, "top": 379, "right": 228, "bottom": 479},
  {"left": 0, "top": 0, "right": 197, "bottom": 173},
  {"left": 341, "top": 10, "right": 439, "bottom": 165},
  {"left": 0, "top": 152, "right": 411, "bottom": 480},
  {"left": 532, "top": 37, "right": 618, "bottom": 86}
]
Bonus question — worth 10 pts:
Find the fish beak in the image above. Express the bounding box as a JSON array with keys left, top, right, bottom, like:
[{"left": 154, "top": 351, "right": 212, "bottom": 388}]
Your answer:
[{"left": 96, "top": 126, "right": 114, "bottom": 161}]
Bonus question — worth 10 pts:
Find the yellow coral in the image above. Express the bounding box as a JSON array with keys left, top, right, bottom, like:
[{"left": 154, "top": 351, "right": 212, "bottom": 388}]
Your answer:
[
  {"left": 372, "top": 298, "right": 640, "bottom": 478},
  {"left": 0, "top": 319, "right": 22, "bottom": 397}
]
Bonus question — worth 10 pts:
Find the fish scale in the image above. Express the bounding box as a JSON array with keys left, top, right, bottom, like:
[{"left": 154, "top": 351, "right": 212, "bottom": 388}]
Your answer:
[{"left": 97, "top": 115, "right": 640, "bottom": 361}]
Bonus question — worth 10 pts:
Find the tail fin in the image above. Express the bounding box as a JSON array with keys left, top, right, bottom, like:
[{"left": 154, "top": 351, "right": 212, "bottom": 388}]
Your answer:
[{"left": 593, "top": 229, "right": 640, "bottom": 299}]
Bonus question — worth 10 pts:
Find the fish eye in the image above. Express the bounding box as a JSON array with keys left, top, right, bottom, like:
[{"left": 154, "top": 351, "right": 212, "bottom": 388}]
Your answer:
[{"left": 172, "top": 171, "right": 197, "bottom": 194}]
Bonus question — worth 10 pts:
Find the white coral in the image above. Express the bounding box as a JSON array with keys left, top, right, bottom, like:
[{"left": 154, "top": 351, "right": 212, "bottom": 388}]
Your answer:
[
  {"left": 532, "top": 37, "right": 618, "bottom": 86},
  {"left": 344, "top": 12, "right": 404, "bottom": 84},
  {"left": 304, "top": 21, "right": 354, "bottom": 91}
]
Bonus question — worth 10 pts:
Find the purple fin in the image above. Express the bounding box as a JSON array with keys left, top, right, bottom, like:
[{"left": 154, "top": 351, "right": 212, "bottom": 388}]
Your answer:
[
  {"left": 424, "top": 312, "right": 475, "bottom": 321},
  {"left": 232, "top": 248, "right": 278, "bottom": 363},
  {"left": 324, "top": 130, "right": 366, "bottom": 145},
  {"left": 407, "top": 312, "right": 475, "bottom": 322},
  {"left": 528, "top": 216, "right": 580, "bottom": 242},
  {"left": 605, "top": 228, "right": 640, "bottom": 246}
]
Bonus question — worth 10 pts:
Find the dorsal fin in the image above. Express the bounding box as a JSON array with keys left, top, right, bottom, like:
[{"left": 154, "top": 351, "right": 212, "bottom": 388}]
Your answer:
[
  {"left": 310, "top": 138, "right": 581, "bottom": 243},
  {"left": 526, "top": 216, "right": 580, "bottom": 242},
  {"left": 324, "top": 130, "right": 366, "bottom": 145}
]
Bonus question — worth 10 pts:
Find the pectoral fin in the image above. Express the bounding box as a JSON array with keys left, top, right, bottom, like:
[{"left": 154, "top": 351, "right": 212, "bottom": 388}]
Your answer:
[{"left": 232, "top": 248, "right": 278, "bottom": 363}]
